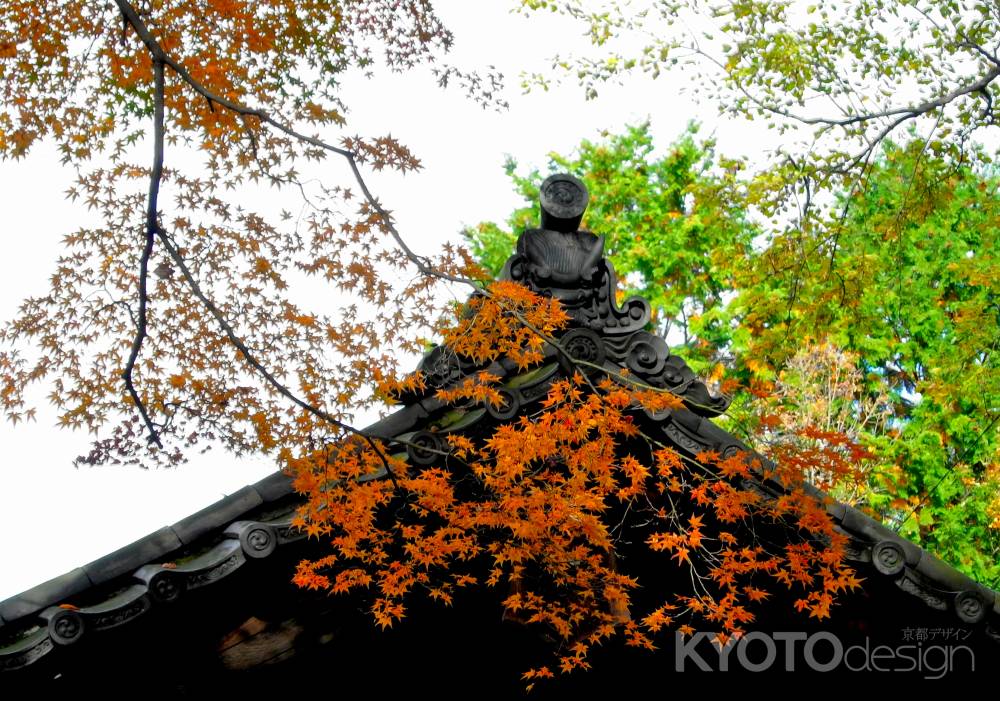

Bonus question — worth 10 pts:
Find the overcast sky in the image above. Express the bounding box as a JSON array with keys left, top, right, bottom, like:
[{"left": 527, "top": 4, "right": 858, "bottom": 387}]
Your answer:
[{"left": 0, "top": 2, "right": 789, "bottom": 600}]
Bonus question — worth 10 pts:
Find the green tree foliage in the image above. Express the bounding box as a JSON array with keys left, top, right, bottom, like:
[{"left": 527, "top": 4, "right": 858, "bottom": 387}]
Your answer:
[
  {"left": 779, "top": 139, "right": 999, "bottom": 580},
  {"left": 470, "top": 125, "right": 1000, "bottom": 585}
]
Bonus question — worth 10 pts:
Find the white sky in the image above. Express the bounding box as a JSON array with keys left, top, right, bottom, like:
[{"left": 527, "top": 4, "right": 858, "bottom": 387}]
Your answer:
[{"left": 0, "top": 2, "right": 815, "bottom": 600}]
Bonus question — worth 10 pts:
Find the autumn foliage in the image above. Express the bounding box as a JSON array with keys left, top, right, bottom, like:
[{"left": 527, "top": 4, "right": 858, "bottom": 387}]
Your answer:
[
  {"left": 470, "top": 121, "right": 1000, "bottom": 590},
  {"left": 0, "top": 0, "right": 881, "bottom": 689},
  {"left": 0, "top": 0, "right": 489, "bottom": 467},
  {"left": 289, "top": 281, "right": 864, "bottom": 684}
]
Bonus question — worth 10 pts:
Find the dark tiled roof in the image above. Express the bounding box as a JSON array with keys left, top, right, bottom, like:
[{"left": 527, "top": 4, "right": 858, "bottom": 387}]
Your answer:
[
  {"left": 3, "top": 177, "right": 997, "bottom": 670},
  {"left": 3, "top": 412, "right": 998, "bottom": 673},
  {"left": 0, "top": 470, "right": 299, "bottom": 671}
]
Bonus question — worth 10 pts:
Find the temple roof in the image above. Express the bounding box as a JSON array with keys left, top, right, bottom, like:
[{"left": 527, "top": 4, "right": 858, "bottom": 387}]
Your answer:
[
  {"left": 2, "top": 429, "right": 997, "bottom": 674},
  {"left": 3, "top": 173, "right": 997, "bottom": 677}
]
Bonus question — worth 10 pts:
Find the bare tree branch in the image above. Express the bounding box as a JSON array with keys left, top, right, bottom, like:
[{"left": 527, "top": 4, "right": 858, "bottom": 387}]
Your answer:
[{"left": 121, "top": 55, "right": 164, "bottom": 449}]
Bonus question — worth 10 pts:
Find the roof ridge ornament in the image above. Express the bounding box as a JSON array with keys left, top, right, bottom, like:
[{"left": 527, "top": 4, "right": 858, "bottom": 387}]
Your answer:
[
  {"left": 501, "top": 173, "right": 652, "bottom": 338},
  {"left": 496, "top": 172, "right": 728, "bottom": 416},
  {"left": 539, "top": 173, "right": 589, "bottom": 233}
]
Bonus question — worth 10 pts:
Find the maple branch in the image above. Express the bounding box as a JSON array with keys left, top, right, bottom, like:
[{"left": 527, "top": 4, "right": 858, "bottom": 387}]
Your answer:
[
  {"left": 121, "top": 56, "right": 164, "bottom": 450},
  {"left": 759, "top": 65, "right": 1000, "bottom": 129},
  {"left": 110, "top": 0, "right": 412, "bottom": 480},
  {"left": 153, "top": 232, "right": 399, "bottom": 486},
  {"left": 693, "top": 42, "right": 1000, "bottom": 169},
  {"left": 114, "top": 0, "right": 475, "bottom": 290},
  {"left": 495, "top": 305, "right": 721, "bottom": 416},
  {"left": 115, "top": 0, "right": 715, "bottom": 473}
]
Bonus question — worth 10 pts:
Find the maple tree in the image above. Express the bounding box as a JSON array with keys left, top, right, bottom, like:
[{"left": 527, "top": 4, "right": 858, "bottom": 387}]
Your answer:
[
  {"left": 0, "top": 0, "right": 495, "bottom": 464},
  {"left": 290, "top": 279, "right": 865, "bottom": 680},
  {"left": 0, "top": 0, "right": 908, "bottom": 689}
]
